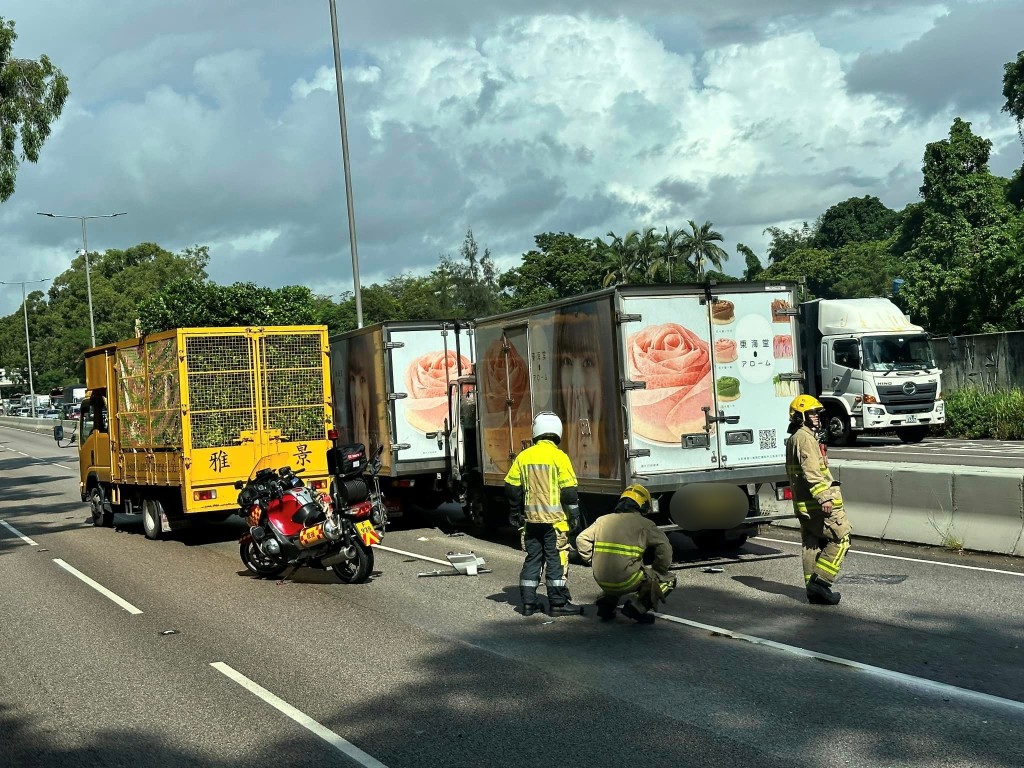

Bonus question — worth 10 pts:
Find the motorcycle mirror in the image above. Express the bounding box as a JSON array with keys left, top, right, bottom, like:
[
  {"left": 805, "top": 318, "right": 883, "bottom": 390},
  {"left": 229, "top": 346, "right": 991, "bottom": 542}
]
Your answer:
[
  {"left": 53, "top": 424, "right": 64, "bottom": 442},
  {"left": 234, "top": 480, "right": 245, "bottom": 490}
]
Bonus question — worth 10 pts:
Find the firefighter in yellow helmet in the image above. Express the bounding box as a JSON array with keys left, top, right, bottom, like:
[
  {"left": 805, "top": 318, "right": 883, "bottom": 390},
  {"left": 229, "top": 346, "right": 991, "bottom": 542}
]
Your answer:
[
  {"left": 785, "top": 395, "right": 852, "bottom": 605},
  {"left": 575, "top": 484, "right": 676, "bottom": 624}
]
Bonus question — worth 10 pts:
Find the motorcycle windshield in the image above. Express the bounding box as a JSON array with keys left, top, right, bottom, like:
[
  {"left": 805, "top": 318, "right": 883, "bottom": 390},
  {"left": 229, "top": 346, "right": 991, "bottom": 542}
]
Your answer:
[{"left": 247, "top": 452, "right": 296, "bottom": 482}]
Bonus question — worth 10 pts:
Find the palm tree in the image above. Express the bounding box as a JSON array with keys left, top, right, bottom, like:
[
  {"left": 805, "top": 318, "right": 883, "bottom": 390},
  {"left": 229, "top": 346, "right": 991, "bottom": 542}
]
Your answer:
[
  {"left": 680, "top": 220, "right": 729, "bottom": 280},
  {"left": 657, "top": 226, "right": 687, "bottom": 284},
  {"left": 596, "top": 232, "right": 633, "bottom": 287}
]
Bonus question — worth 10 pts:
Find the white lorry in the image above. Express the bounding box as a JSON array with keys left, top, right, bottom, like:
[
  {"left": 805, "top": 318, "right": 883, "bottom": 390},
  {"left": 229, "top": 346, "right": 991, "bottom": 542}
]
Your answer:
[{"left": 799, "top": 298, "right": 944, "bottom": 445}]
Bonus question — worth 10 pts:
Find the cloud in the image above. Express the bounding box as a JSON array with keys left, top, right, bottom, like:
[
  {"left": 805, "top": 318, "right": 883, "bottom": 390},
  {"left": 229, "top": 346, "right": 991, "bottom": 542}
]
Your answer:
[{"left": 846, "top": 1, "right": 1024, "bottom": 115}]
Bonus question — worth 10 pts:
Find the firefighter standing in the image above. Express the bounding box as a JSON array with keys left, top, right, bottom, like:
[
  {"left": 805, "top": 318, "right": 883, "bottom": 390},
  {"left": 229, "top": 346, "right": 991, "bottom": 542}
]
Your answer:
[
  {"left": 575, "top": 484, "right": 676, "bottom": 624},
  {"left": 505, "top": 412, "right": 583, "bottom": 617},
  {"left": 785, "top": 395, "right": 852, "bottom": 605}
]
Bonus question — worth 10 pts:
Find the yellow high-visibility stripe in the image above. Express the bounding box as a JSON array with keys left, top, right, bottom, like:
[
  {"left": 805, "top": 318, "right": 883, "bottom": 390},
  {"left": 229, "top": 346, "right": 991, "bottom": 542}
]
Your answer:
[
  {"left": 597, "top": 569, "right": 645, "bottom": 591},
  {"left": 594, "top": 542, "right": 644, "bottom": 557}
]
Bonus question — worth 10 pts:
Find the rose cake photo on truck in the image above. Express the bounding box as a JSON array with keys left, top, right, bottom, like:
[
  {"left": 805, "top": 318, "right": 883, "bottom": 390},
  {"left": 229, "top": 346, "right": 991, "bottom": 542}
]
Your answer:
[
  {"left": 404, "top": 350, "right": 473, "bottom": 433},
  {"left": 626, "top": 322, "right": 713, "bottom": 444},
  {"left": 714, "top": 338, "right": 738, "bottom": 363}
]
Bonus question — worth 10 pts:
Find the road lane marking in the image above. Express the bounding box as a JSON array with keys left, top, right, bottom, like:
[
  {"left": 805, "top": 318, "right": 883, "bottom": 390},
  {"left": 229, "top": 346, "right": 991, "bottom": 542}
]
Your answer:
[
  {"left": 653, "top": 611, "right": 1024, "bottom": 714},
  {"left": 52, "top": 559, "right": 143, "bottom": 615},
  {"left": 373, "top": 544, "right": 451, "bottom": 566},
  {"left": 756, "top": 537, "right": 1024, "bottom": 578},
  {"left": 211, "top": 662, "right": 389, "bottom": 768},
  {"left": 0, "top": 442, "right": 75, "bottom": 470},
  {"left": 0, "top": 520, "right": 39, "bottom": 546}
]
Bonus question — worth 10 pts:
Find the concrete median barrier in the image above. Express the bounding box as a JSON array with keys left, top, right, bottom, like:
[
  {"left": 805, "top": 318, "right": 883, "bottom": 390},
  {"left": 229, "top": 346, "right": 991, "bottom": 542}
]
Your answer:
[
  {"left": 0, "top": 416, "right": 77, "bottom": 436},
  {"left": 950, "top": 468, "right": 1024, "bottom": 557}
]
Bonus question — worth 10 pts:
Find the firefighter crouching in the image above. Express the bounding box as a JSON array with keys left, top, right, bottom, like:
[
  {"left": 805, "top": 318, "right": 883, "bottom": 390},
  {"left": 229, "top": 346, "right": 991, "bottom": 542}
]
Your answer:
[
  {"left": 785, "top": 395, "right": 852, "bottom": 605},
  {"left": 505, "top": 412, "right": 583, "bottom": 617},
  {"left": 575, "top": 484, "right": 676, "bottom": 624}
]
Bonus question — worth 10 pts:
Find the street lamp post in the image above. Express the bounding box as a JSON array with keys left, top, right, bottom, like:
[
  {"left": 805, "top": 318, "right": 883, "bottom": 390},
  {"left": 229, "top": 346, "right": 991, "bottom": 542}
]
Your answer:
[
  {"left": 0, "top": 278, "right": 50, "bottom": 418},
  {"left": 37, "top": 211, "right": 127, "bottom": 347},
  {"left": 328, "top": 0, "right": 363, "bottom": 328}
]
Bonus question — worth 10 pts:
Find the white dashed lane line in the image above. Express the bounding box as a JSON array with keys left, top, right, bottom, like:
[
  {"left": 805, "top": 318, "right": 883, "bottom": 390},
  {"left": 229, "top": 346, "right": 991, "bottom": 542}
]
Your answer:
[
  {"left": 52, "top": 559, "right": 143, "bottom": 615},
  {"left": 0, "top": 520, "right": 39, "bottom": 546}
]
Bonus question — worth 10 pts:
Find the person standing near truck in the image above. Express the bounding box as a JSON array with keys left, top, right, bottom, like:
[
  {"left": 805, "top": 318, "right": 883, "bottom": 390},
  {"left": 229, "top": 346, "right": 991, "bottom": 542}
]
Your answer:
[
  {"left": 785, "top": 395, "right": 852, "bottom": 605},
  {"left": 505, "top": 412, "right": 583, "bottom": 617},
  {"left": 575, "top": 484, "right": 676, "bottom": 624}
]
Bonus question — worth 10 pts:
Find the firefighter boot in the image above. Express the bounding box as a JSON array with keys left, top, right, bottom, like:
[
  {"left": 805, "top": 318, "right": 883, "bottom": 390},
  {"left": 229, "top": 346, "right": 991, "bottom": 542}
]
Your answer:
[
  {"left": 522, "top": 603, "right": 540, "bottom": 616},
  {"left": 621, "top": 600, "right": 656, "bottom": 624},
  {"left": 596, "top": 596, "right": 618, "bottom": 622},
  {"left": 548, "top": 601, "right": 584, "bottom": 616},
  {"left": 806, "top": 574, "right": 841, "bottom": 605}
]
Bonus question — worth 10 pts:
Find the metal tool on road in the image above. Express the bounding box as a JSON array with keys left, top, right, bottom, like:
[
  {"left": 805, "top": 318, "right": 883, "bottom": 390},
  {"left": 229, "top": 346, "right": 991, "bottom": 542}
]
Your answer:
[{"left": 417, "top": 551, "right": 491, "bottom": 578}]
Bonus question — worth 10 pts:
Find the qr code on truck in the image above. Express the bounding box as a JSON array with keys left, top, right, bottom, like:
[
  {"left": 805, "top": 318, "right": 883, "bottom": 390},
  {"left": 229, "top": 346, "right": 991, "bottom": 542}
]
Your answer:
[{"left": 759, "top": 429, "right": 777, "bottom": 450}]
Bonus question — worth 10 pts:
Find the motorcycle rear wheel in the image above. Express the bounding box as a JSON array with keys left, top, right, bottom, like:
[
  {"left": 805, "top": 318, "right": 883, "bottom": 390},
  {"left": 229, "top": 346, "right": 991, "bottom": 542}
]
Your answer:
[
  {"left": 239, "top": 538, "right": 288, "bottom": 579},
  {"left": 332, "top": 543, "right": 374, "bottom": 584}
]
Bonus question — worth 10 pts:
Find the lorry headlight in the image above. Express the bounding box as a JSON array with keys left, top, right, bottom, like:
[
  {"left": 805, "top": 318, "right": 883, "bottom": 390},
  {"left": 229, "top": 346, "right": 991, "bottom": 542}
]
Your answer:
[{"left": 867, "top": 407, "right": 885, "bottom": 416}]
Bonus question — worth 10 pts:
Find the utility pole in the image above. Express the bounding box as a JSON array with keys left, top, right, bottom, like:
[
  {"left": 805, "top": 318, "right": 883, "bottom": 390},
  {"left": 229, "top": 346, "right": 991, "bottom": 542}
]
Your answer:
[{"left": 0, "top": 278, "right": 50, "bottom": 418}]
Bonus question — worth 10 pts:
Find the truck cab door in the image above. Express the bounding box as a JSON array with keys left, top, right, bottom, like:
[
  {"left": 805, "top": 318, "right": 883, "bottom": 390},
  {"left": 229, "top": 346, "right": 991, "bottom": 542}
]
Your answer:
[
  {"left": 829, "top": 338, "right": 864, "bottom": 408},
  {"left": 87, "top": 390, "right": 112, "bottom": 482}
]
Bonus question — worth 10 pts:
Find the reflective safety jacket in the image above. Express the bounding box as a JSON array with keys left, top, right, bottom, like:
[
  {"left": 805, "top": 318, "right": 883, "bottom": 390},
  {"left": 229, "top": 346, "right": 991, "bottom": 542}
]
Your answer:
[
  {"left": 575, "top": 512, "right": 672, "bottom": 593},
  {"left": 504, "top": 439, "right": 578, "bottom": 525},
  {"left": 785, "top": 425, "right": 841, "bottom": 514}
]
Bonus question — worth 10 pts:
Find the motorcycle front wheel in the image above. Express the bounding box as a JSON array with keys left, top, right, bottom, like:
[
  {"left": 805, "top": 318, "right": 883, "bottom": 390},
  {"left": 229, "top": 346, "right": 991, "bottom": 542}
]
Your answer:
[
  {"left": 332, "top": 542, "right": 374, "bottom": 584},
  {"left": 239, "top": 537, "right": 288, "bottom": 579}
]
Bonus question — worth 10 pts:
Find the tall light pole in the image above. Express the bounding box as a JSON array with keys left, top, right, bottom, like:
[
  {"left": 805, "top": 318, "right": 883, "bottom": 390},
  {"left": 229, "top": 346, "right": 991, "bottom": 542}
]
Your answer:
[
  {"left": 37, "top": 211, "right": 128, "bottom": 347},
  {"left": 328, "top": 0, "right": 363, "bottom": 328},
  {"left": 0, "top": 278, "right": 51, "bottom": 418}
]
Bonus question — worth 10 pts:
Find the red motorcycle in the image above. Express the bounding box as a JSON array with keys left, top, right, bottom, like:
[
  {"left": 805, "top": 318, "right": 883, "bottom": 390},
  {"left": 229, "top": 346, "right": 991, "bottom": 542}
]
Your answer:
[{"left": 235, "top": 444, "right": 386, "bottom": 583}]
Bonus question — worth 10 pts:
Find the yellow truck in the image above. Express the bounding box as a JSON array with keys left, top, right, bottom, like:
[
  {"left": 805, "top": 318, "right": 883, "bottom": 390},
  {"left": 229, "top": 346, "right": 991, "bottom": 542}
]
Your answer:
[{"left": 62, "top": 326, "right": 334, "bottom": 539}]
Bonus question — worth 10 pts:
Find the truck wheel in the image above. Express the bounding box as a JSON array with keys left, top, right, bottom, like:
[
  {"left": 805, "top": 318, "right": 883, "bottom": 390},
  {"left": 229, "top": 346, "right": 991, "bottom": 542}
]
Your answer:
[
  {"left": 898, "top": 426, "right": 929, "bottom": 444},
  {"left": 142, "top": 499, "right": 163, "bottom": 541},
  {"left": 690, "top": 531, "right": 748, "bottom": 555},
  {"left": 825, "top": 411, "right": 856, "bottom": 447},
  {"left": 89, "top": 486, "right": 114, "bottom": 528}
]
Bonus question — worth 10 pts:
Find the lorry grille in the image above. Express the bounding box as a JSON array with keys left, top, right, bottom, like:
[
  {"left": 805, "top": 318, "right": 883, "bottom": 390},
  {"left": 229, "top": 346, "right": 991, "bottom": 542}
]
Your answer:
[
  {"left": 185, "top": 335, "right": 257, "bottom": 450},
  {"left": 876, "top": 381, "right": 937, "bottom": 406},
  {"left": 259, "top": 333, "right": 326, "bottom": 444}
]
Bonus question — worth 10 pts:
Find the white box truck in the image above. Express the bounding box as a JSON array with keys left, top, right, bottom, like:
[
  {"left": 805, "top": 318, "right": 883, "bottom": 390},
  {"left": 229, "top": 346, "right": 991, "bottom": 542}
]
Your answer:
[
  {"left": 799, "top": 298, "right": 944, "bottom": 445},
  {"left": 454, "top": 282, "right": 802, "bottom": 552},
  {"left": 329, "top": 321, "right": 475, "bottom": 517}
]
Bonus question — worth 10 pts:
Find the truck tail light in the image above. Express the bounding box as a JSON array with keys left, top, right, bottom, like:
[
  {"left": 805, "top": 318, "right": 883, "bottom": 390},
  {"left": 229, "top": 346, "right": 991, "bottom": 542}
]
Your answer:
[
  {"left": 393, "top": 479, "right": 416, "bottom": 488},
  {"left": 775, "top": 485, "right": 793, "bottom": 501},
  {"left": 327, "top": 428, "right": 339, "bottom": 440},
  {"left": 193, "top": 489, "right": 217, "bottom": 501},
  {"left": 310, "top": 479, "right": 328, "bottom": 490}
]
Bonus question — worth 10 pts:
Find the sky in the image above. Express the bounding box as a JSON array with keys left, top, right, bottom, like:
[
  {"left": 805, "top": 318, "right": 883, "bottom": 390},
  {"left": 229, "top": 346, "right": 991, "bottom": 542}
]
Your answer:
[{"left": 1, "top": 0, "right": 1023, "bottom": 316}]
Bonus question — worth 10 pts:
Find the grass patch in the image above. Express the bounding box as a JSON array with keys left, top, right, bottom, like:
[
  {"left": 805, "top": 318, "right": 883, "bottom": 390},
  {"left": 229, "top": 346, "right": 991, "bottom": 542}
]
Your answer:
[{"left": 940, "top": 386, "right": 1024, "bottom": 440}]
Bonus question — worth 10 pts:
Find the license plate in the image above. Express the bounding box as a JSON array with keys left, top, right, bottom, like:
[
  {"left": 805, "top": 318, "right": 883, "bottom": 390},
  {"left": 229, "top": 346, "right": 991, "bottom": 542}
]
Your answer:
[
  {"left": 354, "top": 519, "right": 381, "bottom": 546},
  {"left": 905, "top": 415, "right": 918, "bottom": 424}
]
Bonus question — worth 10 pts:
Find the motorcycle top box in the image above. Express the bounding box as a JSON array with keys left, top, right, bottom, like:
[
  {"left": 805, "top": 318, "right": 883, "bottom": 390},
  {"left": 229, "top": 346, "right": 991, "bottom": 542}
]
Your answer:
[{"left": 328, "top": 443, "right": 367, "bottom": 479}]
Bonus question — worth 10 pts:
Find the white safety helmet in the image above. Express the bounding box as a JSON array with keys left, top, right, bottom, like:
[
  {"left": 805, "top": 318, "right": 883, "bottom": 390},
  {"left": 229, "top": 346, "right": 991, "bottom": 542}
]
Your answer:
[{"left": 532, "top": 411, "right": 563, "bottom": 443}]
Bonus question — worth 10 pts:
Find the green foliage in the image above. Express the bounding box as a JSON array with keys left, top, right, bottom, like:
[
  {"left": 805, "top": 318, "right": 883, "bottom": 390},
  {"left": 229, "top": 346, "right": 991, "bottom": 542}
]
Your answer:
[
  {"left": 499, "top": 232, "right": 604, "bottom": 309},
  {"left": 1002, "top": 50, "right": 1024, "bottom": 147},
  {"left": 0, "top": 17, "right": 69, "bottom": 202},
  {"left": 813, "top": 196, "right": 900, "bottom": 250},
  {"left": 737, "top": 243, "right": 763, "bottom": 281},
  {"left": 941, "top": 386, "right": 1024, "bottom": 440},
  {"left": 894, "top": 119, "right": 1020, "bottom": 334},
  {"left": 764, "top": 223, "right": 814, "bottom": 264}
]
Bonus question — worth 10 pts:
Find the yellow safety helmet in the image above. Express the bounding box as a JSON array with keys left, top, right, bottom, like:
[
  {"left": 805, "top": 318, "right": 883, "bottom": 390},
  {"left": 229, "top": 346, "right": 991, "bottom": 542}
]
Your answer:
[
  {"left": 788, "top": 394, "right": 825, "bottom": 425},
  {"left": 620, "top": 483, "right": 653, "bottom": 515}
]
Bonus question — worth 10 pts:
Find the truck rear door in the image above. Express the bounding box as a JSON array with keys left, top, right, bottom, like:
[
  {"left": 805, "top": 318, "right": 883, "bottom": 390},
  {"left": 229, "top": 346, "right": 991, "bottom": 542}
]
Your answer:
[{"left": 706, "top": 286, "right": 799, "bottom": 469}]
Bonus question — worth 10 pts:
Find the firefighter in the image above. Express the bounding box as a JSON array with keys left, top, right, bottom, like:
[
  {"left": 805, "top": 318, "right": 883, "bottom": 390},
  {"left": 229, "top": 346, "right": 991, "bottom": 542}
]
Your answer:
[
  {"left": 575, "top": 484, "right": 676, "bottom": 624},
  {"left": 505, "top": 411, "right": 583, "bottom": 616},
  {"left": 786, "top": 395, "right": 852, "bottom": 605}
]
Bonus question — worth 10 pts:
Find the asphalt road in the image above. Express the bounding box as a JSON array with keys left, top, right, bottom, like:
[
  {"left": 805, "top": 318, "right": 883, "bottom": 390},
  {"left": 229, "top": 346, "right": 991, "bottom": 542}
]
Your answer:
[
  {"left": 2, "top": 424, "right": 1024, "bottom": 768},
  {"left": 831, "top": 436, "right": 1024, "bottom": 468}
]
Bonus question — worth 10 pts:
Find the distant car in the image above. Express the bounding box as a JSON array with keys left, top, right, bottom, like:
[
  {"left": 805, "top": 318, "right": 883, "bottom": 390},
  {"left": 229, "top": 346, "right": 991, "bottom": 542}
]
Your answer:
[
  {"left": 17, "top": 408, "right": 32, "bottom": 417},
  {"left": 41, "top": 409, "right": 61, "bottom": 420}
]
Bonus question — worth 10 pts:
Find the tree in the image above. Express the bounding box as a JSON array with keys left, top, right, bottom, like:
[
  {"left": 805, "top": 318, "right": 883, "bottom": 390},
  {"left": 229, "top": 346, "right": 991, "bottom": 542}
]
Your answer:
[
  {"left": 499, "top": 232, "right": 604, "bottom": 309},
  {"left": 680, "top": 219, "right": 728, "bottom": 280},
  {"left": 763, "top": 222, "right": 814, "bottom": 264},
  {"left": 737, "top": 243, "right": 762, "bottom": 281},
  {"left": 434, "top": 229, "right": 503, "bottom": 319},
  {"left": 0, "top": 17, "right": 69, "bottom": 202},
  {"left": 813, "top": 196, "right": 900, "bottom": 250},
  {"left": 894, "top": 119, "right": 1018, "bottom": 333},
  {"left": 1003, "top": 50, "right": 1024, "bottom": 148},
  {"left": 596, "top": 231, "right": 635, "bottom": 287}
]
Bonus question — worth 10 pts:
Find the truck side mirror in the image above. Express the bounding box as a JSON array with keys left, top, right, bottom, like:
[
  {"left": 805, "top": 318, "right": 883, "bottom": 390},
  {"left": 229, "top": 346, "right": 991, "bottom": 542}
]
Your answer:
[{"left": 53, "top": 424, "right": 64, "bottom": 442}]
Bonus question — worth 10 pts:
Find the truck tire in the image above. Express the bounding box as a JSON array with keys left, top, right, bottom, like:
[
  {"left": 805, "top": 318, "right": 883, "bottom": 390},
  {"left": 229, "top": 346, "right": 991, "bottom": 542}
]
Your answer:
[
  {"left": 690, "top": 531, "right": 748, "bottom": 555},
  {"left": 142, "top": 499, "right": 163, "bottom": 541},
  {"left": 89, "top": 486, "right": 114, "bottom": 528},
  {"left": 825, "top": 410, "right": 856, "bottom": 447},
  {"left": 898, "top": 426, "right": 929, "bottom": 444}
]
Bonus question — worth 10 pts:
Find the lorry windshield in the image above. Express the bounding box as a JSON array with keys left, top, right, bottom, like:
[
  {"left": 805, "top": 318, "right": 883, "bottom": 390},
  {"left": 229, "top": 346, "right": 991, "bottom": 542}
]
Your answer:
[{"left": 861, "top": 334, "right": 936, "bottom": 372}]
